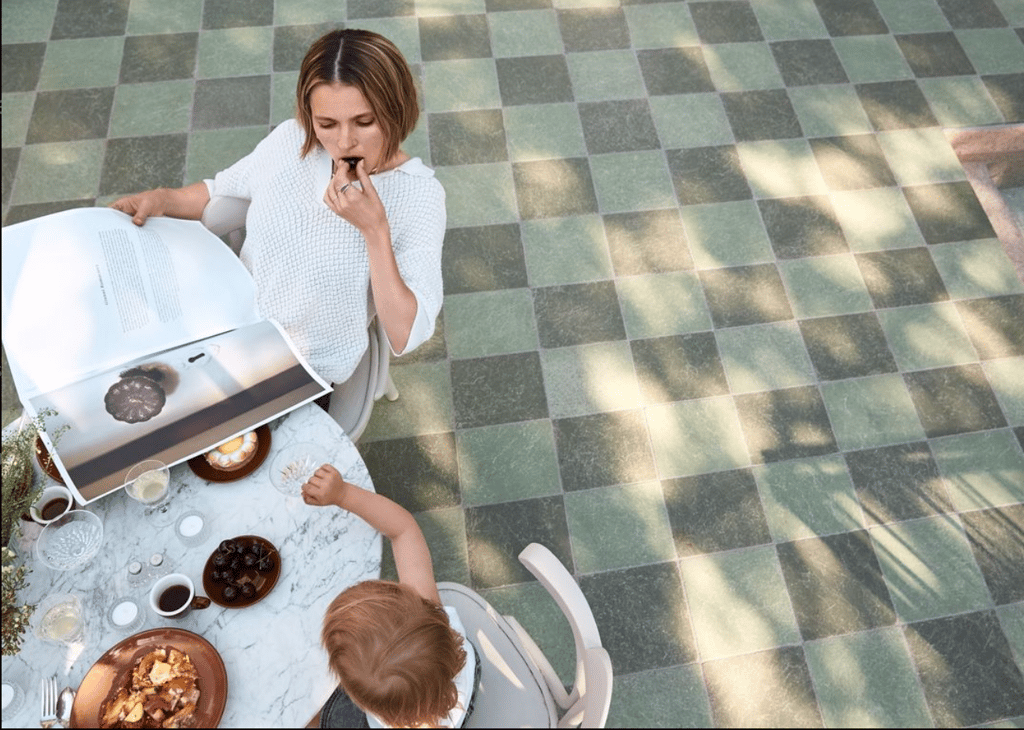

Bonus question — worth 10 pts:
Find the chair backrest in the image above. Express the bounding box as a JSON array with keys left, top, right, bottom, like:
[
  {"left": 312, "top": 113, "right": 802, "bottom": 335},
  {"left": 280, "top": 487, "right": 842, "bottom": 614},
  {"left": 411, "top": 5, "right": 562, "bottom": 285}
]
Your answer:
[
  {"left": 437, "top": 544, "right": 613, "bottom": 728},
  {"left": 198, "top": 195, "right": 397, "bottom": 441}
]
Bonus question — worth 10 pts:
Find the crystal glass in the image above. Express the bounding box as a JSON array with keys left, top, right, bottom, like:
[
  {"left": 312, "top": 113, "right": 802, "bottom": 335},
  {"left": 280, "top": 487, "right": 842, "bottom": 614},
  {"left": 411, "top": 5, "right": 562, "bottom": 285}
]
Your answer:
[
  {"left": 124, "top": 460, "right": 174, "bottom": 523},
  {"left": 2, "top": 679, "right": 26, "bottom": 721},
  {"left": 271, "top": 443, "right": 329, "bottom": 496},
  {"left": 36, "top": 510, "right": 103, "bottom": 571},
  {"left": 33, "top": 593, "right": 85, "bottom": 644}
]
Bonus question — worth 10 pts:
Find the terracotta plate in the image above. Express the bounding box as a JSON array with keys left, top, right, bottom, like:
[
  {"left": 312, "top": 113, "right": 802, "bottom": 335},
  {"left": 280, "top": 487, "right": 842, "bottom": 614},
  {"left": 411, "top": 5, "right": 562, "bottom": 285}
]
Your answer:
[
  {"left": 70, "top": 628, "right": 227, "bottom": 728},
  {"left": 187, "top": 425, "right": 271, "bottom": 482},
  {"left": 35, "top": 435, "right": 65, "bottom": 485},
  {"left": 203, "top": 535, "right": 280, "bottom": 608}
]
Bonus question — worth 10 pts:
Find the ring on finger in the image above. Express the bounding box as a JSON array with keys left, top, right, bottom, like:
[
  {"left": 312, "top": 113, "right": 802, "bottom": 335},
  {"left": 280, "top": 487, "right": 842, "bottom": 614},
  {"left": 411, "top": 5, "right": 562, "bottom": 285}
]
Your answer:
[{"left": 337, "top": 183, "right": 351, "bottom": 194}]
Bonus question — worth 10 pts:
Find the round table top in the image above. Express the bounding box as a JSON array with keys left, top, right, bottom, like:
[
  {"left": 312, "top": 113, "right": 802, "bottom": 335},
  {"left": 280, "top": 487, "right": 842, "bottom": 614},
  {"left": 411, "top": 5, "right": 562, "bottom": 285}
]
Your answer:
[{"left": 1, "top": 403, "right": 381, "bottom": 728}]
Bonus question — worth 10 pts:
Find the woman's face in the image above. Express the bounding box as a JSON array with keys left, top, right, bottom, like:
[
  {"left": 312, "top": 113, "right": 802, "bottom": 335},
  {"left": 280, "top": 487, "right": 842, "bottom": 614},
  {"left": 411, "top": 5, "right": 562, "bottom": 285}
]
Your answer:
[{"left": 309, "top": 82, "right": 389, "bottom": 173}]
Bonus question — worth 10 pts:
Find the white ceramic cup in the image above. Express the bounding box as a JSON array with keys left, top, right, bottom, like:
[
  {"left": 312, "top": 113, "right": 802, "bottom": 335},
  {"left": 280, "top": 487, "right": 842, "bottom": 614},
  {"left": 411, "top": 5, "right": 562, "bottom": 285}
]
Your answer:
[
  {"left": 29, "top": 486, "right": 73, "bottom": 525},
  {"left": 149, "top": 574, "right": 210, "bottom": 619}
]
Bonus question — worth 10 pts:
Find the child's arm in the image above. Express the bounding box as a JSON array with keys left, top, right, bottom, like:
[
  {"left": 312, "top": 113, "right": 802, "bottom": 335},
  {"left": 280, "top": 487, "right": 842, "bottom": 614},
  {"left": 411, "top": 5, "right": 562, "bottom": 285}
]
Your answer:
[{"left": 302, "top": 463, "right": 441, "bottom": 605}]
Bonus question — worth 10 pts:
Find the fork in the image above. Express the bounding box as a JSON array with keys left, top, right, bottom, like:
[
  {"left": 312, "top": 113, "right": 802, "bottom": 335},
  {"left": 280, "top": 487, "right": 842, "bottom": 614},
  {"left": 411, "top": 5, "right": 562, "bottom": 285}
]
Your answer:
[{"left": 40, "top": 675, "right": 58, "bottom": 728}]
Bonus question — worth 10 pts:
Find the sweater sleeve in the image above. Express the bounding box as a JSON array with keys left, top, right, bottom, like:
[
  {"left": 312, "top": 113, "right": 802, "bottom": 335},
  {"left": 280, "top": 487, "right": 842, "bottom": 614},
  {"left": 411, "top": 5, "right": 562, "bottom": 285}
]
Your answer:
[{"left": 206, "top": 120, "right": 303, "bottom": 201}]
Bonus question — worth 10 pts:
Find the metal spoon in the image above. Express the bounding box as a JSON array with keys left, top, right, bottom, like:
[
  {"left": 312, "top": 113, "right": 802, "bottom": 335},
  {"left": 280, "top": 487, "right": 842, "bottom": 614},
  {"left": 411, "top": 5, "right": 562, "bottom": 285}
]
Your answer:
[{"left": 55, "top": 686, "right": 74, "bottom": 727}]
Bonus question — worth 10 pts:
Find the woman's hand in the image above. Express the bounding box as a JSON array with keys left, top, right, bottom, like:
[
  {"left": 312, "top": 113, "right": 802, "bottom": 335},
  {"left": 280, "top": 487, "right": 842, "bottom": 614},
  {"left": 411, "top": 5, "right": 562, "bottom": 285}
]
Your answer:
[
  {"left": 323, "top": 159, "right": 387, "bottom": 233},
  {"left": 301, "top": 463, "right": 350, "bottom": 508},
  {"left": 110, "top": 189, "right": 174, "bottom": 226},
  {"left": 109, "top": 182, "right": 210, "bottom": 226}
]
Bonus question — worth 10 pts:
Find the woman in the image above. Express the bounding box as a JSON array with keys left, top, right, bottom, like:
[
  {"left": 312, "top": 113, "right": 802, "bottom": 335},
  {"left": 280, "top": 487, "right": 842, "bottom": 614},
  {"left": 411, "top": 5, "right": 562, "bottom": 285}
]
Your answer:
[{"left": 111, "top": 29, "right": 445, "bottom": 386}]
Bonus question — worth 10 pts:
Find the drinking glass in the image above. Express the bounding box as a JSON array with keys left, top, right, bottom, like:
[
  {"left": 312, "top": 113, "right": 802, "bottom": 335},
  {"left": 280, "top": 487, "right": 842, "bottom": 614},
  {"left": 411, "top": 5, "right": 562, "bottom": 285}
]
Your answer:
[
  {"left": 33, "top": 593, "right": 85, "bottom": 645},
  {"left": 124, "top": 460, "right": 173, "bottom": 524}
]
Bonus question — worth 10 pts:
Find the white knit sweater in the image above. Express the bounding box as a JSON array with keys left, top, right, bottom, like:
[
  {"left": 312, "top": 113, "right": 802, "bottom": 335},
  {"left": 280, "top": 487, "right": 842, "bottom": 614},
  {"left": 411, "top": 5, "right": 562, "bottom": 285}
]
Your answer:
[{"left": 205, "top": 119, "right": 446, "bottom": 384}]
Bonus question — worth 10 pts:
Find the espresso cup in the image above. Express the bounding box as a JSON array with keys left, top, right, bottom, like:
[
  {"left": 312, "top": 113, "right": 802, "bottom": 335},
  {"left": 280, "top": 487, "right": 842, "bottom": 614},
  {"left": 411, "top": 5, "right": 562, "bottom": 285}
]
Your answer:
[
  {"left": 30, "top": 486, "right": 73, "bottom": 525},
  {"left": 149, "top": 574, "right": 211, "bottom": 619}
]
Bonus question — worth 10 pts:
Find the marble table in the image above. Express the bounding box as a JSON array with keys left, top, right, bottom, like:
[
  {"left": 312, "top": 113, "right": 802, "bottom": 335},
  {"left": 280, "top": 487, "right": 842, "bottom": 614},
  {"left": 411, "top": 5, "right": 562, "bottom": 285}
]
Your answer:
[{"left": 1, "top": 403, "right": 381, "bottom": 728}]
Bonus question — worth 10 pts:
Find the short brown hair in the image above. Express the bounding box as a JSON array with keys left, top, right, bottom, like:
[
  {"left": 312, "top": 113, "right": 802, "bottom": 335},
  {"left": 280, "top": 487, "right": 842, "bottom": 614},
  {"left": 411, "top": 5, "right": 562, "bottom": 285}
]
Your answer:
[
  {"left": 322, "top": 580, "right": 467, "bottom": 727},
  {"left": 297, "top": 29, "right": 419, "bottom": 163}
]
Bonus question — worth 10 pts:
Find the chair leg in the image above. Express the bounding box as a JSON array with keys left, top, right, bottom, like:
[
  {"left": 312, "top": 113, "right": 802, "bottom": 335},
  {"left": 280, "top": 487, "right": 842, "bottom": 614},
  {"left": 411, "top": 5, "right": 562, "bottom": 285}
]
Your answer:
[{"left": 383, "top": 373, "right": 399, "bottom": 401}]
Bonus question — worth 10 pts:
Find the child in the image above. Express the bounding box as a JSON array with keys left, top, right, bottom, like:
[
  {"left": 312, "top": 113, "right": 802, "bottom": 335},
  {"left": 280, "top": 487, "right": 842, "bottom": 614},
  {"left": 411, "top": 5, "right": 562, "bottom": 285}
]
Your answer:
[{"left": 303, "top": 464, "right": 479, "bottom": 728}]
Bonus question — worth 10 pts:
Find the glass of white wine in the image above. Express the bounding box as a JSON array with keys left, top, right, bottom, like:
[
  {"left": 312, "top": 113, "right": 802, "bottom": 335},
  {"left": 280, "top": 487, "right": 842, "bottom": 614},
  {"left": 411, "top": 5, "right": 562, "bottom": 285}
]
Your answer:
[
  {"left": 124, "top": 460, "right": 173, "bottom": 524},
  {"left": 33, "top": 593, "right": 85, "bottom": 645}
]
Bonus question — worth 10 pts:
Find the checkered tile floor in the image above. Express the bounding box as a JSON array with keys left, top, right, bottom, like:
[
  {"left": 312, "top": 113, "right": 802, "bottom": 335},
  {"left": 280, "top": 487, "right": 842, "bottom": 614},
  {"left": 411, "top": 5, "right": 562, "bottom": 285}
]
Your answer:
[{"left": 3, "top": 0, "right": 1024, "bottom": 726}]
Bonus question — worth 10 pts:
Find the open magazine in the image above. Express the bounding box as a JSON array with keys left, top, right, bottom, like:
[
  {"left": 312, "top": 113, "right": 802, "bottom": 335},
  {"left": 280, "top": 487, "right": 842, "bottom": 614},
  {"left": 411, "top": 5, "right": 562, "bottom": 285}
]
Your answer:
[{"left": 2, "top": 207, "right": 330, "bottom": 503}]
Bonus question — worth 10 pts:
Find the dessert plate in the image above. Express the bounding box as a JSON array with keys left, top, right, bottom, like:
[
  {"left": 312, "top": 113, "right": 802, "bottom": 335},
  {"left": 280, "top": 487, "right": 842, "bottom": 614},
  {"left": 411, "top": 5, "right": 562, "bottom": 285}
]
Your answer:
[
  {"left": 202, "top": 535, "right": 280, "bottom": 608},
  {"left": 188, "top": 425, "right": 271, "bottom": 482}
]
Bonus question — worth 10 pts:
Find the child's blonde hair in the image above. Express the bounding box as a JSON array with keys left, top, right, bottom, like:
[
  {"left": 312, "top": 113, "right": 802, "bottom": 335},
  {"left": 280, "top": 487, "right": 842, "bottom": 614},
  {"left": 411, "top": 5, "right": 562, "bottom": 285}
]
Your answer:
[{"left": 322, "top": 580, "right": 467, "bottom": 727}]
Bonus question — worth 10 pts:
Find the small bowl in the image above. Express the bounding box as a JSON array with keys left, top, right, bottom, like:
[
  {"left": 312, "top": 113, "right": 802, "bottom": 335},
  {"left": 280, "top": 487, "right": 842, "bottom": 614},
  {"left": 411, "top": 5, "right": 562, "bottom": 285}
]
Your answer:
[
  {"left": 36, "top": 510, "right": 103, "bottom": 571},
  {"left": 30, "top": 485, "right": 73, "bottom": 525}
]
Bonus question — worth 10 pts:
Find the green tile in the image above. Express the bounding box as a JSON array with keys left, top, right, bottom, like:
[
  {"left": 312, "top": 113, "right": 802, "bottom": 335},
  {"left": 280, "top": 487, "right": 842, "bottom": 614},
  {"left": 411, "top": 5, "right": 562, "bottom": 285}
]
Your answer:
[
  {"left": 931, "top": 239, "right": 1024, "bottom": 300},
  {"left": 37, "top": 37, "right": 123, "bottom": 91},
  {"left": 704, "top": 43, "right": 785, "bottom": 92},
  {"left": 351, "top": 17, "right": 422, "bottom": 64},
  {"left": 607, "top": 665, "right": 713, "bottom": 729},
  {"left": 821, "top": 374, "right": 927, "bottom": 451},
  {"left": 443, "top": 289, "right": 539, "bottom": 359},
  {"left": 956, "top": 29, "right": 1024, "bottom": 75},
  {"left": 503, "top": 103, "right": 587, "bottom": 162},
  {"left": 273, "top": 0, "right": 344, "bottom": 25},
  {"left": 434, "top": 163, "right": 518, "bottom": 227},
  {"left": 832, "top": 36, "right": 914, "bottom": 84},
  {"left": 804, "top": 627, "right": 934, "bottom": 728},
  {"left": 679, "top": 200, "right": 774, "bottom": 269},
  {"left": 418, "top": 0, "right": 486, "bottom": 14},
  {"left": 997, "top": 602, "right": 1024, "bottom": 670},
  {"left": 649, "top": 94, "right": 734, "bottom": 149},
  {"left": 736, "top": 139, "right": 828, "bottom": 199},
  {"left": 877, "top": 129, "right": 968, "bottom": 187},
  {"left": 831, "top": 187, "right": 927, "bottom": 252},
  {"left": 488, "top": 9, "right": 563, "bottom": 57},
  {"left": 589, "top": 151, "right": 677, "bottom": 214},
  {"left": 751, "top": 0, "right": 829, "bottom": 40},
  {"left": 779, "top": 253, "right": 874, "bottom": 318},
  {"left": 985, "top": 358, "right": 1024, "bottom": 426},
  {"left": 754, "top": 454, "right": 864, "bottom": 541},
  {"left": 872, "top": 0, "right": 953, "bottom": 33},
  {"left": 877, "top": 302, "right": 980, "bottom": 371},
  {"left": 993, "top": 0, "right": 1024, "bottom": 24},
  {"left": 361, "top": 361, "right": 454, "bottom": 440},
  {"left": 1, "top": 92, "right": 34, "bottom": 148},
  {"left": 565, "top": 482, "right": 676, "bottom": 572},
  {"left": 870, "top": 515, "right": 991, "bottom": 622},
  {"left": 679, "top": 546, "right": 801, "bottom": 661},
  {"left": 457, "top": 420, "right": 561, "bottom": 506},
  {"left": 109, "top": 80, "right": 194, "bottom": 138},
  {"left": 566, "top": 50, "right": 645, "bottom": 102},
  {"left": 624, "top": 3, "right": 700, "bottom": 48},
  {"left": 930, "top": 429, "right": 1024, "bottom": 511},
  {"left": 414, "top": 507, "right": 469, "bottom": 584},
  {"left": 788, "top": 85, "right": 875, "bottom": 139},
  {"left": 127, "top": 0, "right": 202, "bottom": 34},
  {"left": 480, "top": 581, "right": 576, "bottom": 685},
  {"left": 271, "top": 71, "right": 299, "bottom": 126},
  {"left": 1, "top": 0, "right": 58, "bottom": 43},
  {"left": 647, "top": 397, "right": 751, "bottom": 478},
  {"left": 540, "top": 341, "right": 642, "bottom": 419},
  {"left": 196, "top": 27, "right": 273, "bottom": 79},
  {"left": 185, "top": 127, "right": 268, "bottom": 183},
  {"left": 403, "top": 123, "right": 430, "bottom": 165},
  {"left": 617, "top": 271, "right": 713, "bottom": 339},
  {"left": 716, "top": 322, "right": 817, "bottom": 394},
  {"left": 10, "top": 140, "right": 104, "bottom": 206},
  {"left": 521, "top": 214, "right": 613, "bottom": 286},
  {"left": 422, "top": 58, "right": 501, "bottom": 112},
  {"left": 919, "top": 77, "right": 1008, "bottom": 128}
]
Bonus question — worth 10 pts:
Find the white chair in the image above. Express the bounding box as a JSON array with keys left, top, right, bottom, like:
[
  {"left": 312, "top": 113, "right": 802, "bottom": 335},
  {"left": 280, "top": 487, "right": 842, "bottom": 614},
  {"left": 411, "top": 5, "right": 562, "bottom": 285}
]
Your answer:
[
  {"left": 438, "top": 543, "right": 613, "bottom": 728},
  {"left": 200, "top": 196, "right": 398, "bottom": 441}
]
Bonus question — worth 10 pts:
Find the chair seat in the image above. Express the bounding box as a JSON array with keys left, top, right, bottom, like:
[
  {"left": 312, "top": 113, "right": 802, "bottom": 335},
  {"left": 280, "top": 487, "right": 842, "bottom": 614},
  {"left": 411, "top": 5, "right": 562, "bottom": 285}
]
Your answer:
[{"left": 439, "top": 583, "right": 558, "bottom": 728}]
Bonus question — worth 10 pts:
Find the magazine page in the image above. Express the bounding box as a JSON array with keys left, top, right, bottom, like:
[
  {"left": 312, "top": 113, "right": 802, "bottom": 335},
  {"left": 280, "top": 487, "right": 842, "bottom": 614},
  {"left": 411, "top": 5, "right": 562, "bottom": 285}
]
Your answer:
[
  {"left": 1, "top": 207, "right": 260, "bottom": 400},
  {"left": 29, "top": 320, "right": 331, "bottom": 503}
]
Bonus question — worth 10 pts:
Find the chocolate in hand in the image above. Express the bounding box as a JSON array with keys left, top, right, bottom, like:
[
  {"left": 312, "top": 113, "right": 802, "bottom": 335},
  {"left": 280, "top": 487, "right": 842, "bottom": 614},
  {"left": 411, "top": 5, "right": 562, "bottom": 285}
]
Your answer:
[{"left": 342, "top": 157, "right": 362, "bottom": 171}]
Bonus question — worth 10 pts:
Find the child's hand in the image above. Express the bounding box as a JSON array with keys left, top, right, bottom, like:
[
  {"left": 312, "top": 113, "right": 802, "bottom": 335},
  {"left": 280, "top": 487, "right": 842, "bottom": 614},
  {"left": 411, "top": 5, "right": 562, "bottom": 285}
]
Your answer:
[{"left": 301, "top": 464, "right": 349, "bottom": 508}]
